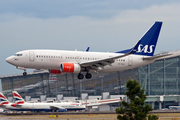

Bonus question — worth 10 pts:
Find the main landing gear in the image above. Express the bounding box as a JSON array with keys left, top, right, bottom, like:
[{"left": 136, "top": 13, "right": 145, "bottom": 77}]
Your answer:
[
  {"left": 85, "top": 73, "right": 92, "bottom": 79},
  {"left": 77, "top": 73, "right": 92, "bottom": 79},
  {"left": 77, "top": 73, "right": 84, "bottom": 79}
]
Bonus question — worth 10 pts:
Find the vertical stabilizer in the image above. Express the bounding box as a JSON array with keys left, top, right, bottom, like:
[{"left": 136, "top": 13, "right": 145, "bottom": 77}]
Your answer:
[
  {"left": 116, "top": 22, "right": 162, "bottom": 56},
  {"left": 0, "top": 92, "right": 9, "bottom": 105},
  {"left": 135, "top": 21, "right": 162, "bottom": 56},
  {"left": 12, "top": 91, "right": 25, "bottom": 105}
]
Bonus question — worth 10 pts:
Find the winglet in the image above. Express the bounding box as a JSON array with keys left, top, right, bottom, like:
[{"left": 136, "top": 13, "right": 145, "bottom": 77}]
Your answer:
[
  {"left": 86, "top": 47, "right": 90, "bottom": 52},
  {"left": 117, "top": 22, "right": 163, "bottom": 56}
]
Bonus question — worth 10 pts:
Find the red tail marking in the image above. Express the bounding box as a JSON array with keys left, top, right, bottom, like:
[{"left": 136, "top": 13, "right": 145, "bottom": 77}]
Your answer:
[
  {"left": 13, "top": 93, "right": 22, "bottom": 98},
  {"left": 0, "top": 94, "right": 6, "bottom": 99},
  {"left": 0, "top": 102, "right": 9, "bottom": 106}
]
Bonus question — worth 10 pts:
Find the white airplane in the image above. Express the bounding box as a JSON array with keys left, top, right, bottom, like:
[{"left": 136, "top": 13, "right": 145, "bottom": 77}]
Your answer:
[
  {"left": 6, "top": 22, "right": 168, "bottom": 79},
  {"left": 11, "top": 91, "right": 86, "bottom": 112}
]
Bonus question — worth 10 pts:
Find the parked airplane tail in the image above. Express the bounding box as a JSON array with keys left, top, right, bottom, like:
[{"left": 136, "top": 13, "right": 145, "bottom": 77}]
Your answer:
[
  {"left": 0, "top": 92, "right": 9, "bottom": 105},
  {"left": 117, "top": 21, "right": 163, "bottom": 56},
  {"left": 12, "top": 91, "right": 25, "bottom": 105}
]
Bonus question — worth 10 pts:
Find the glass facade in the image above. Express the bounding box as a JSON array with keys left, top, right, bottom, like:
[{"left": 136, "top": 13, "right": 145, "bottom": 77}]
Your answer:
[
  {"left": 1, "top": 73, "right": 50, "bottom": 98},
  {"left": 48, "top": 70, "right": 138, "bottom": 97},
  {"left": 138, "top": 57, "right": 180, "bottom": 96},
  {"left": 1, "top": 56, "right": 180, "bottom": 98}
]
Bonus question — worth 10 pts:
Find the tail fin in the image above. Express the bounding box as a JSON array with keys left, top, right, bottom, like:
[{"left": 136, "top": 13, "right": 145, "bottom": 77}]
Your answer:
[
  {"left": 117, "top": 21, "right": 162, "bottom": 56},
  {"left": 12, "top": 91, "right": 25, "bottom": 105},
  {"left": 0, "top": 92, "right": 9, "bottom": 105}
]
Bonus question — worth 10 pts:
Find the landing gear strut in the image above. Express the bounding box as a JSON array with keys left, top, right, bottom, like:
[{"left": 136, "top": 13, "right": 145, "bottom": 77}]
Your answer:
[
  {"left": 23, "top": 69, "right": 27, "bottom": 76},
  {"left": 16, "top": 67, "right": 27, "bottom": 76}
]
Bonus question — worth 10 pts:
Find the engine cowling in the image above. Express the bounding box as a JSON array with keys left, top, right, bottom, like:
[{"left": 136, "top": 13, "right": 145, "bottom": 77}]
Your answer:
[
  {"left": 60, "top": 63, "right": 81, "bottom": 73},
  {"left": 49, "top": 69, "right": 61, "bottom": 74}
]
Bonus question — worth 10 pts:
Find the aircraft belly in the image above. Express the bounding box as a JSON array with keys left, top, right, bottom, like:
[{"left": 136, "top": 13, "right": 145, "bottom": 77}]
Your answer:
[
  {"left": 22, "top": 104, "right": 50, "bottom": 111},
  {"left": 34, "top": 60, "right": 60, "bottom": 69}
]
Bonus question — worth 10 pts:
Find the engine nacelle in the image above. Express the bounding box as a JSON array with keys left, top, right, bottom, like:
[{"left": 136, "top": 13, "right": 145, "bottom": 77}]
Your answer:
[{"left": 60, "top": 63, "right": 81, "bottom": 73}]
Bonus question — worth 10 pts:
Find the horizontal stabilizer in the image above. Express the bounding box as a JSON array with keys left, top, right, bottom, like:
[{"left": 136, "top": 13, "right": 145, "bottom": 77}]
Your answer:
[
  {"left": 14, "top": 104, "right": 22, "bottom": 108},
  {"left": 143, "top": 54, "right": 172, "bottom": 60}
]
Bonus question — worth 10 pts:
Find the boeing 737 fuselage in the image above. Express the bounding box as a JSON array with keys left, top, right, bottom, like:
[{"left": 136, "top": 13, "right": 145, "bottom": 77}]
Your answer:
[{"left": 6, "top": 22, "right": 164, "bottom": 79}]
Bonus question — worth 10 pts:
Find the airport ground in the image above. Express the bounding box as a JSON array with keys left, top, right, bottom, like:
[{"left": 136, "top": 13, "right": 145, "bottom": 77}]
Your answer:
[{"left": 1, "top": 113, "right": 180, "bottom": 120}]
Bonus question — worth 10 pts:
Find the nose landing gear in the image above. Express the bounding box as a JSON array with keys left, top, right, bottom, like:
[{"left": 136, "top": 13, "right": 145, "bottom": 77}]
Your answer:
[
  {"left": 23, "top": 71, "right": 27, "bottom": 76},
  {"left": 16, "top": 66, "right": 27, "bottom": 76}
]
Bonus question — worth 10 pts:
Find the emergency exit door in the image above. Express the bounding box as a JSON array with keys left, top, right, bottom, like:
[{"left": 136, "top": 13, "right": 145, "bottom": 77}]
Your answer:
[
  {"left": 29, "top": 51, "right": 34, "bottom": 61},
  {"left": 128, "top": 56, "right": 133, "bottom": 66}
]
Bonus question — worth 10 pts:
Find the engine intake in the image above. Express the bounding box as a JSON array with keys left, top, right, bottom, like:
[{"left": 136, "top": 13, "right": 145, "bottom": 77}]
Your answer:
[{"left": 60, "top": 63, "right": 81, "bottom": 73}]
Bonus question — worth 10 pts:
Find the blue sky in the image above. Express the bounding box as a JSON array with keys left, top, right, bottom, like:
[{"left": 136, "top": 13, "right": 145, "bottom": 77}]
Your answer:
[{"left": 1, "top": 0, "right": 180, "bottom": 76}]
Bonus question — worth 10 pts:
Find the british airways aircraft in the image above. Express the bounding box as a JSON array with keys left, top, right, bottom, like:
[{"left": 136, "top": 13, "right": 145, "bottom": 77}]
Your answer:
[
  {"left": 11, "top": 91, "right": 85, "bottom": 112},
  {"left": 6, "top": 22, "right": 167, "bottom": 79}
]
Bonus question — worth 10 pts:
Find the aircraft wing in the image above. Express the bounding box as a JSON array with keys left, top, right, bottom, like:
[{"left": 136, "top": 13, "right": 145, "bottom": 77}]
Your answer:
[
  {"left": 98, "top": 98, "right": 121, "bottom": 105},
  {"left": 82, "top": 98, "right": 121, "bottom": 107},
  {"left": 50, "top": 105, "right": 65, "bottom": 110},
  {"left": 80, "top": 41, "right": 140, "bottom": 70},
  {"left": 80, "top": 53, "right": 129, "bottom": 70}
]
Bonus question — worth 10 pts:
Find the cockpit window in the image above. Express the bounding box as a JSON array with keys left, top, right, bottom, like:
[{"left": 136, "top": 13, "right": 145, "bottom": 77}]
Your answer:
[{"left": 15, "top": 54, "right": 23, "bottom": 56}]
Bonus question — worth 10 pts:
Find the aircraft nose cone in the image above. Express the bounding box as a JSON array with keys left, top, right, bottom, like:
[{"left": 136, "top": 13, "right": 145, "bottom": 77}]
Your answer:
[{"left": 6, "top": 56, "right": 14, "bottom": 64}]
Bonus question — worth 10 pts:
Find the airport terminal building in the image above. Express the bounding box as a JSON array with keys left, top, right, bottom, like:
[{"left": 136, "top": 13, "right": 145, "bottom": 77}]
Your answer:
[{"left": 1, "top": 50, "right": 180, "bottom": 110}]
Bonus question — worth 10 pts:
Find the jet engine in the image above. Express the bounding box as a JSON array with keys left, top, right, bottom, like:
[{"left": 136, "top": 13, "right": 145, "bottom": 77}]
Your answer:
[{"left": 60, "top": 63, "right": 81, "bottom": 73}]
